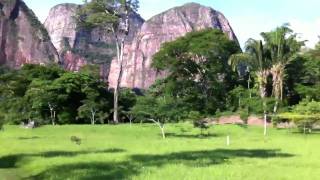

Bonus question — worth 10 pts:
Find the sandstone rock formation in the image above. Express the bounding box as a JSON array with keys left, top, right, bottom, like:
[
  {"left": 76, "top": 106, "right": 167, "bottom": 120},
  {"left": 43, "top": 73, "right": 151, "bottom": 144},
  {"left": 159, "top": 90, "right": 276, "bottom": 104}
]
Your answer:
[
  {"left": 0, "top": 0, "right": 59, "bottom": 68},
  {"left": 43, "top": 2, "right": 238, "bottom": 89},
  {"left": 44, "top": 3, "right": 79, "bottom": 53},
  {"left": 44, "top": 3, "right": 144, "bottom": 72},
  {"left": 108, "top": 2, "right": 238, "bottom": 89}
]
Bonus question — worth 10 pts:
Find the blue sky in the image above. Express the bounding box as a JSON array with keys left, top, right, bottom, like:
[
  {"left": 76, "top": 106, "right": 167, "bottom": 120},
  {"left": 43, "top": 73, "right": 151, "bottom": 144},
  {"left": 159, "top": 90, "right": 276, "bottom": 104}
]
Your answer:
[{"left": 25, "top": 0, "right": 320, "bottom": 48}]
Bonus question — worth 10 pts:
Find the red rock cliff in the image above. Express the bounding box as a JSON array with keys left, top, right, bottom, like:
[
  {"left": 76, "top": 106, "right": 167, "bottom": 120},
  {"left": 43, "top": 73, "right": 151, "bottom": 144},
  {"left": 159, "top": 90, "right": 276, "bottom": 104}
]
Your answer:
[
  {"left": 0, "top": 0, "right": 59, "bottom": 68},
  {"left": 108, "top": 3, "right": 238, "bottom": 89}
]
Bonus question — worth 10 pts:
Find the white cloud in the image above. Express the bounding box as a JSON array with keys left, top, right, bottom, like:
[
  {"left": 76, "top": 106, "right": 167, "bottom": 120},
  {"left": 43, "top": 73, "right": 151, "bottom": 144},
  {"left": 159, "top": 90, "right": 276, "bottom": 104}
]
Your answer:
[
  {"left": 228, "top": 15, "right": 320, "bottom": 49},
  {"left": 289, "top": 19, "right": 320, "bottom": 48}
]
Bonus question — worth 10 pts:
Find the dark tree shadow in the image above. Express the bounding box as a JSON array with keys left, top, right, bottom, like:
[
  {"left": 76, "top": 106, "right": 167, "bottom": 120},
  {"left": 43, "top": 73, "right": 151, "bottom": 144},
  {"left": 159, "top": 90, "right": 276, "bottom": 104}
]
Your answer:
[
  {"left": 17, "top": 136, "right": 41, "bottom": 140},
  {"left": 27, "top": 161, "right": 139, "bottom": 180},
  {"left": 41, "top": 148, "right": 125, "bottom": 158},
  {"left": 130, "top": 149, "right": 294, "bottom": 167},
  {"left": 0, "top": 148, "right": 126, "bottom": 169},
  {"left": 22, "top": 148, "right": 294, "bottom": 179},
  {"left": 166, "top": 133, "right": 221, "bottom": 139},
  {"left": 236, "top": 124, "right": 249, "bottom": 129}
]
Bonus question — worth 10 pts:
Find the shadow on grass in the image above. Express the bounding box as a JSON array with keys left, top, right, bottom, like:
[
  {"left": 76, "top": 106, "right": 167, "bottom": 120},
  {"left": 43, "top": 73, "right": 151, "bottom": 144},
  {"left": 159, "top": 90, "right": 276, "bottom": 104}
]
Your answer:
[
  {"left": 17, "top": 136, "right": 41, "bottom": 140},
  {"left": 0, "top": 148, "right": 125, "bottom": 169},
  {"left": 27, "top": 161, "right": 139, "bottom": 180},
  {"left": 166, "top": 133, "right": 221, "bottom": 139},
  {"left": 131, "top": 148, "right": 294, "bottom": 167},
  {"left": 236, "top": 124, "right": 249, "bottom": 129},
  {"left": 24, "top": 148, "right": 294, "bottom": 179}
]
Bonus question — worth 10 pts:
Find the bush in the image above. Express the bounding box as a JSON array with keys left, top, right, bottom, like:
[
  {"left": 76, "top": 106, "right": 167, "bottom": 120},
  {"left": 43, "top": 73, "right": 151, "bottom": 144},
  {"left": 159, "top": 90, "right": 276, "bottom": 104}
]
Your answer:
[
  {"left": 276, "top": 99, "right": 320, "bottom": 132},
  {"left": 239, "top": 108, "right": 249, "bottom": 124},
  {"left": 187, "top": 111, "right": 202, "bottom": 121}
]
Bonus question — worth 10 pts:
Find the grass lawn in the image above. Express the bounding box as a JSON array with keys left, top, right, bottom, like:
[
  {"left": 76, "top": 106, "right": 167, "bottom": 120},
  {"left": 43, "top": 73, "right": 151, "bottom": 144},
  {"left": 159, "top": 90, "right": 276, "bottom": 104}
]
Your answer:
[{"left": 0, "top": 123, "right": 320, "bottom": 180}]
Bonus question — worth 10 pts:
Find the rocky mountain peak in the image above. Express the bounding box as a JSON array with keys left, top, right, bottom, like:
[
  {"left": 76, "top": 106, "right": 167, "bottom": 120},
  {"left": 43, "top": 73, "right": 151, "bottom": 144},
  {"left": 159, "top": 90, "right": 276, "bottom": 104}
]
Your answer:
[
  {"left": 44, "top": 3, "right": 144, "bottom": 72},
  {"left": 0, "top": 0, "right": 59, "bottom": 68},
  {"left": 44, "top": 3, "right": 80, "bottom": 52},
  {"left": 108, "top": 2, "right": 239, "bottom": 89}
]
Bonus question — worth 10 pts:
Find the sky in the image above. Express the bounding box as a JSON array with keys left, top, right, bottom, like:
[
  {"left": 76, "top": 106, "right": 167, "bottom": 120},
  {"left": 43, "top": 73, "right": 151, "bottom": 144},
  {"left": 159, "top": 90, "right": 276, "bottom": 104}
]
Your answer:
[{"left": 24, "top": 0, "right": 320, "bottom": 48}]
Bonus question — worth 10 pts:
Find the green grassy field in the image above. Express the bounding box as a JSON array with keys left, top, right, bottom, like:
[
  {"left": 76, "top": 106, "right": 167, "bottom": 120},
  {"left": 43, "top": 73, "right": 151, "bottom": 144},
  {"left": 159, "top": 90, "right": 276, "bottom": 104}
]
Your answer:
[{"left": 0, "top": 123, "right": 319, "bottom": 180}]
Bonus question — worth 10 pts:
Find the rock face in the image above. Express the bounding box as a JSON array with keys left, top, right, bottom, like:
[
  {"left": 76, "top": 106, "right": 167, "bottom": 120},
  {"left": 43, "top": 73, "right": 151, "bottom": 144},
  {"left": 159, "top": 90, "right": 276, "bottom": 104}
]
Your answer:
[
  {"left": 44, "top": 3, "right": 144, "bottom": 72},
  {"left": 44, "top": 3, "right": 79, "bottom": 53},
  {"left": 43, "top": 2, "right": 238, "bottom": 89},
  {"left": 108, "top": 2, "right": 238, "bottom": 89},
  {"left": 0, "top": 0, "right": 59, "bottom": 68}
]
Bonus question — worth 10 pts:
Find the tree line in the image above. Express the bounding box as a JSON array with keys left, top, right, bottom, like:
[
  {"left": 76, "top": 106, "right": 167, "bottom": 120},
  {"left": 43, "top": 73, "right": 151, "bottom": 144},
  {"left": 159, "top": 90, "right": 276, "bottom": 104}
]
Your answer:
[
  {"left": 0, "top": 64, "right": 136, "bottom": 126},
  {"left": 1, "top": 0, "right": 320, "bottom": 135}
]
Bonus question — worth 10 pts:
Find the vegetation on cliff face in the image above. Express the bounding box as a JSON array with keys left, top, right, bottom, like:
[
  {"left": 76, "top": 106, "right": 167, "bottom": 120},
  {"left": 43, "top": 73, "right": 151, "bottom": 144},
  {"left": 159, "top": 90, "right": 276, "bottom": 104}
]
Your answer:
[{"left": 19, "top": 1, "right": 51, "bottom": 41}]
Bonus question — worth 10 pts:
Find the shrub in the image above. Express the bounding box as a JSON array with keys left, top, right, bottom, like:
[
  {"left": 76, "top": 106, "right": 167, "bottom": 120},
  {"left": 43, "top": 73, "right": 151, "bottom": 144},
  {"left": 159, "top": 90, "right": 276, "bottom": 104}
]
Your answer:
[
  {"left": 193, "top": 119, "right": 209, "bottom": 136},
  {"left": 276, "top": 99, "right": 320, "bottom": 133},
  {"left": 187, "top": 111, "right": 202, "bottom": 121},
  {"left": 239, "top": 108, "right": 249, "bottom": 124}
]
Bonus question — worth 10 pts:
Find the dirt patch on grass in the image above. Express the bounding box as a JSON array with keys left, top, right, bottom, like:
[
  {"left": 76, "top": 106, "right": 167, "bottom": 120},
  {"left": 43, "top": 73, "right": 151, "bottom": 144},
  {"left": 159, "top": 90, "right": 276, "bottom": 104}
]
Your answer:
[{"left": 216, "top": 115, "right": 271, "bottom": 127}]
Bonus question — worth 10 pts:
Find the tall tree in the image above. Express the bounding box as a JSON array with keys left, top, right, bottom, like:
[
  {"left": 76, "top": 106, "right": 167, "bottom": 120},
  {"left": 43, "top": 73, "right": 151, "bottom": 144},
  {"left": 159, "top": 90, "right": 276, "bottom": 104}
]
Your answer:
[
  {"left": 261, "top": 24, "right": 304, "bottom": 112},
  {"left": 229, "top": 39, "right": 271, "bottom": 135},
  {"left": 77, "top": 0, "right": 139, "bottom": 123},
  {"left": 152, "top": 29, "right": 240, "bottom": 115}
]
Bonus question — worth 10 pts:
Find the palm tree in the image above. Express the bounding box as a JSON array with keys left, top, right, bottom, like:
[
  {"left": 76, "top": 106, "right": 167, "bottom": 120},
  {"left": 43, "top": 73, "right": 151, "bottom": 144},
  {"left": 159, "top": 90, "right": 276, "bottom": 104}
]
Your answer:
[
  {"left": 228, "top": 52, "right": 254, "bottom": 98},
  {"left": 229, "top": 39, "right": 271, "bottom": 136},
  {"left": 261, "top": 24, "right": 304, "bottom": 113}
]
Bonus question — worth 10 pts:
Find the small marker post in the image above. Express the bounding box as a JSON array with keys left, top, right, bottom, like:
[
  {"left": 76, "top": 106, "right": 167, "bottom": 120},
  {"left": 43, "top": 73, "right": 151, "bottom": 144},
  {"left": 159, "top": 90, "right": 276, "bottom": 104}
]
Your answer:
[{"left": 227, "top": 135, "right": 230, "bottom": 146}]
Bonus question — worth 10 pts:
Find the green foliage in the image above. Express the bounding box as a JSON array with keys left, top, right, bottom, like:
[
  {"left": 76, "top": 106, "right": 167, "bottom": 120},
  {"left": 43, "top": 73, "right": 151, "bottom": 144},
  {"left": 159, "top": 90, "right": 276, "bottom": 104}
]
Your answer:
[
  {"left": 149, "top": 29, "right": 240, "bottom": 118},
  {"left": 193, "top": 119, "right": 209, "bottom": 135},
  {"left": 118, "top": 88, "right": 137, "bottom": 122},
  {"left": 289, "top": 45, "right": 320, "bottom": 101},
  {"left": 226, "top": 85, "right": 277, "bottom": 116},
  {"left": 187, "top": 111, "right": 203, "bottom": 122},
  {"left": 79, "top": 64, "right": 101, "bottom": 79},
  {"left": 131, "top": 93, "right": 186, "bottom": 124},
  {"left": 77, "top": 80, "right": 112, "bottom": 124},
  {"left": 0, "top": 64, "right": 112, "bottom": 125},
  {"left": 293, "top": 99, "right": 320, "bottom": 115},
  {"left": 239, "top": 108, "right": 249, "bottom": 124},
  {"left": 77, "top": 0, "right": 139, "bottom": 29},
  {"left": 295, "top": 84, "right": 320, "bottom": 101},
  {"left": 276, "top": 99, "right": 320, "bottom": 132}
]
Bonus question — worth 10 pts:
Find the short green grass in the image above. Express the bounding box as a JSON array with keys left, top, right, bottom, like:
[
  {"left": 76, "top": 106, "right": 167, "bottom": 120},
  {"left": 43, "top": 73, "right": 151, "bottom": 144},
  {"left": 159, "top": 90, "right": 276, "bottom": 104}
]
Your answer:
[{"left": 0, "top": 123, "right": 320, "bottom": 180}]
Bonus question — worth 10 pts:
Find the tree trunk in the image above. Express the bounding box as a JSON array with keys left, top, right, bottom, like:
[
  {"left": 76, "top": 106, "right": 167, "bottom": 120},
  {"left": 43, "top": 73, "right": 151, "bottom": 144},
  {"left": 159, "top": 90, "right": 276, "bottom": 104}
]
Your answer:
[
  {"left": 49, "top": 103, "right": 55, "bottom": 126},
  {"left": 258, "top": 71, "right": 269, "bottom": 136},
  {"left": 53, "top": 111, "right": 56, "bottom": 126},
  {"left": 50, "top": 109, "right": 54, "bottom": 125},
  {"left": 160, "top": 123, "right": 166, "bottom": 139},
  {"left": 263, "top": 111, "right": 267, "bottom": 136},
  {"left": 148, "top": 119, "right": 166, "bottom": 139},
  {"left": 273, "top": 100, "right": 279, "bottom": 114},
  {"left": 248, "top": 74, "right": 252, "bottom": 98},
  {"left": 110, "top": 2, "right": 131, "bottom": 124},
  {"left": 129, "top": 115, "right": 133, "bottom": 127},
  {"left": 113, "top": 38, "right": 125, "bottom": 124},
  {"left": 91, "top": 108, "right": 96, "bottom": 125}
]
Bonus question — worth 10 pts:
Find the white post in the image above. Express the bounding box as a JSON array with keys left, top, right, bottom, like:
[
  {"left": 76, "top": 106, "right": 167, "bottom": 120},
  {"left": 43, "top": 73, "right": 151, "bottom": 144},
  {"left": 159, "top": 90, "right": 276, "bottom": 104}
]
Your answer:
[
  {"left": 227, "top": 135, "right": 230, "bottom": 146},
  {"left": 264, "top": 113, "right": 267, "bottom": 136}
]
